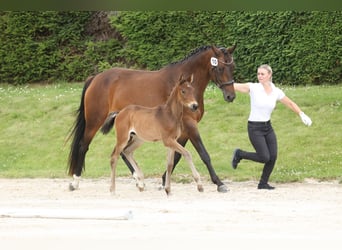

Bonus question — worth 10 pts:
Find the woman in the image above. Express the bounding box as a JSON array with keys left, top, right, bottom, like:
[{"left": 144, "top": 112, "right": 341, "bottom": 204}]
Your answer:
[{"left": 231, "top": 64, "right": 312, "bottom": 190}]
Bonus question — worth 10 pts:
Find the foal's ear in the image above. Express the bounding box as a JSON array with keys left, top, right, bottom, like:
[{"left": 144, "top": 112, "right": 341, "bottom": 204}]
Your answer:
[
  {"left": 178, "top": 74, "right": 185, "bottom": 86},
  {"left": 179, "top": 74, "right": 193, "bottom": 85},
  {"left": 188, "top": 73, "right": 194, "bottom": 84}
]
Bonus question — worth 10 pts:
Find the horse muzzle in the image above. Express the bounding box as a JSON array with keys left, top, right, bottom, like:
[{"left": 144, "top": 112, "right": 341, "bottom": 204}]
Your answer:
[
  {"left": 225, "top": 93, "right": 236, "bottom": 102},
  {"left": 189, "top": 102, "right": 199, "bottom": 112}
]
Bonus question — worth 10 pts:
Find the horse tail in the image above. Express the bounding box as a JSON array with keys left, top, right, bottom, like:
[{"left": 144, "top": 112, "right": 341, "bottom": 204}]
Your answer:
[
  {"left": 67, "top": 76, "right": 94, "bottom": 176},
  {"left": 101, "top": 112, "right": 119, "bottom": 134}
]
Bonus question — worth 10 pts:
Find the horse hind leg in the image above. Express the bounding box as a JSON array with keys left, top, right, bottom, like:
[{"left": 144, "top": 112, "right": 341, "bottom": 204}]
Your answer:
[
  {"left": 69, "top": 139, "right": 89, "bottom": 191},
  {"left": 69, "top": 129, "right": 96, "bottom": 191},
  {"left": 164, "top": 148, "right": 175, "bottom": 196},
  {"left": 122, "top": 136, "right": 145, "bottom": 191},
  {"left": 120, "top": 132, "right": 140, "bottom": 176},
  {"left": 109, "top": 139, "right": 129, "bottom": 194},
  {"left": 122, "top": 151, "right": 145, "bottom": 191},
  {"left": 110, "top": 147, "right": 121, "bottom": 194}
]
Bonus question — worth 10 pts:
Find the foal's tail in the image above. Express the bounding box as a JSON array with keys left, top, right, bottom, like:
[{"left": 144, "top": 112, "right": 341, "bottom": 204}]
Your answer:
[
  {"left": 67, "top": 76, "right": 94, "bottom": 176},
  {"left": 101, "top": 111, "right": 119, "bottom": 134}
]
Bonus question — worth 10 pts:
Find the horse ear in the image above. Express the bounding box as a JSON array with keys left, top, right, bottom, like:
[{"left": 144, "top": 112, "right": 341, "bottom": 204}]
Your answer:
[
  {"left": 188, "top": 73, "right": 194, "bottom": 84},
  {"left": 178, "top": 74, "right": 185, "bottom": 85},
  {"left": 227, "top": 44, "right": 237, "bottom": 54},
  {"left": 178, "top": 74, "right": 193, "bottom": 85},
  {"left": 211, "top": 45, "right": 220, "bottom": 56}
]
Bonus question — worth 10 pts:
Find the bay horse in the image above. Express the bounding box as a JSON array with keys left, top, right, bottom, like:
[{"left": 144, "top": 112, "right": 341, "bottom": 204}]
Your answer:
[
  {"left": 68, "top": 44, "right": 236, "bottom": 192},
  {"left": 103, "top": 74, "right": 202, "bottom": 195}
]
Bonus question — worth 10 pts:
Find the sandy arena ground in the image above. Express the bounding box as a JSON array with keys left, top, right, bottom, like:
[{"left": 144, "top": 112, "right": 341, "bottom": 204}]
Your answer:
[{"left": 0, "top": 177, "right": 342, "bottom": 249}]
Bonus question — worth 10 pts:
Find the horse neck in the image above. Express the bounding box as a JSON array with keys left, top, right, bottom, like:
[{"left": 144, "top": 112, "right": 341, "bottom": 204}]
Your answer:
[
  {"left": 177, "top": 54, "right": 212, "bottom": 99},
  {"left": 165, "top": 87, "right": 184, "bottom": 120}
]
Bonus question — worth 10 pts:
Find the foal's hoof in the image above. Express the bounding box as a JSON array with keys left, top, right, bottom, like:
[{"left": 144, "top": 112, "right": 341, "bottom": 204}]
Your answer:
[
  {"left": 136, "top": 183, "right": 145, "bottom": 192},
  {"left": 69, "top": 183, "right": 76, "bottom": 191},
  {"left": 217, "top": 184, "right": 229, "bottom": 193},
  {"left": 197, "top": 185, "right": 204, "bottom": 192}
]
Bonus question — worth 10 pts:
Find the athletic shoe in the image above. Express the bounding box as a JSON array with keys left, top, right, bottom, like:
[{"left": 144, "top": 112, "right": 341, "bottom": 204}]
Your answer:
[
  {"left": 257, "top": 183, "right": 275, "bottom": 190},
  {"left": 231, "top": 148, "right": 241, "bottom": 169}
]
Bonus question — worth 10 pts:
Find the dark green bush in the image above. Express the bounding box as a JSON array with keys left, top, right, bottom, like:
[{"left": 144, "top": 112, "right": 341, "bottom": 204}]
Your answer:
[
  {"left": 110, "top": 11, "right": 341, "bottom": 85},
  {"left": 0, "top": 11, "right": 93, "bottom": 84},
  {"left": 0, "top": 11, "right": 341, "bottom": 85}
]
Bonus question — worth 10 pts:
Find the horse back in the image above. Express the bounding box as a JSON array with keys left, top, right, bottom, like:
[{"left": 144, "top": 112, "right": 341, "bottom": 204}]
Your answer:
[
  {"left": 116, "top": 104, "right": 180, "bottom": 143},
  {"left": 89, "top": 67, "right": 176, "bottom": 112}
]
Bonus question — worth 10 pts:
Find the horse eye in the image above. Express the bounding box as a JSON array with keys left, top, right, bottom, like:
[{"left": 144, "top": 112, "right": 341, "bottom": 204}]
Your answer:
[{"left": 181, "top": 90, "right": 186, "bottom": 94}]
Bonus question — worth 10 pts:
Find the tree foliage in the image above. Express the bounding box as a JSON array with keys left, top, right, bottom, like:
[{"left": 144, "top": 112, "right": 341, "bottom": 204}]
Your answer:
[{"left": 0, "top": 11, "right": 341, "bottom": 85}]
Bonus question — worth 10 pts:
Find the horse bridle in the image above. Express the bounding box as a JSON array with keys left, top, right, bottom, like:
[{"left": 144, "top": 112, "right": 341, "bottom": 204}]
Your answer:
[{"left": 211, "top": 57, "right": 235, "bottom": 89}]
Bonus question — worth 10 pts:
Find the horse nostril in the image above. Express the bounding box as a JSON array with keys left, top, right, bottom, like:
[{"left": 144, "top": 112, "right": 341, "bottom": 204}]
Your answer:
[
  {"left": 227, "top": 95, "right": 235, "bottom": 102},
  {"left": 191, "top": 103, "right": 198, "bottom": 111}
]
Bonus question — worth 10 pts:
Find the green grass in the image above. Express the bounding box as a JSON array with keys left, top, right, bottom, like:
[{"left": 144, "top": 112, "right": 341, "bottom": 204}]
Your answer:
[{"left": 0, "top": 83, "right": 341, "bottom": 184}]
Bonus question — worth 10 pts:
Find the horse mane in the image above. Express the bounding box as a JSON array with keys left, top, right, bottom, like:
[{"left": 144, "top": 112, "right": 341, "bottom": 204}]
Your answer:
[{"left": 169, "top": 45, "right": 212, "bottom": 65}]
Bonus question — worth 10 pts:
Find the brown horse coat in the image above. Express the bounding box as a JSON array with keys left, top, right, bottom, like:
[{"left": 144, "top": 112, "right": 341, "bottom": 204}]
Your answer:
[
  {"left": 68, "top": 45, "right": 236, "bottom": 192},
  {"left": 107, "top": 75, "right": 202, "bottom": 195}
]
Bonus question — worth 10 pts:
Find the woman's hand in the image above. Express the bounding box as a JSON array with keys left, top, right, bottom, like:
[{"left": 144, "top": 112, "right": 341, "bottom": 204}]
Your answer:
[{"left": 299, "top": 112, "right": 312, "bottom": 126}]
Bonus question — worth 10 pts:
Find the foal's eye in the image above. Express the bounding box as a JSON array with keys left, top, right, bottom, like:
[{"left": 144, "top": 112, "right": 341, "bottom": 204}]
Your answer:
[{"left": 181, "top": 90, "right": 186, "bottom": 94}]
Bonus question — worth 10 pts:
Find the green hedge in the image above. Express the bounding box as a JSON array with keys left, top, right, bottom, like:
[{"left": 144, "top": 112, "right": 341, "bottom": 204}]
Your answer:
[
  {"left": 0, "top": 11, "right": 92, "bottom": 84},
  {"left": 111, "top": 11, "right": 342, "bottom": 85},
  {"left": 0, "top": 11, "right": 341, "bottom": 85}
]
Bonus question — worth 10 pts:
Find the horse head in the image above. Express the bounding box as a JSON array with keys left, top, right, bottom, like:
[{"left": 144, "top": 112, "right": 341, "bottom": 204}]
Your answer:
[
  {"left": 210, "top": 45, "right": 236, "bottom": 103},
  {"left": 178, "top": 74, "right": 198, "bottom": 112}
]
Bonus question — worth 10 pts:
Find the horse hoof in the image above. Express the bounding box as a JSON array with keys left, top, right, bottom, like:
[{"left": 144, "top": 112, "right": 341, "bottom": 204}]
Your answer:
[
  {"left": 217, "top": 184, "right": 229, "bottom": 193},
  {"left": 69, "top": 183, "right": 76, "bottom": 191},
  {"left": 158, "top": 185, "right": 165, "bottom": 191},
  {"left": 110, "top": 186, "right": 116, "bottom": 194},
  {"left": 136, "top": 183, "right": 145, "bottom": 192},
  {"left": 197, "top": 185, "right": 204, "bottom": 192}
]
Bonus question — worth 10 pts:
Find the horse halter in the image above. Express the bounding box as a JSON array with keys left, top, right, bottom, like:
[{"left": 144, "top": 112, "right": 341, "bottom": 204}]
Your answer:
[{"left": 210, "top": 56, "right": 235, "bottom": 88}]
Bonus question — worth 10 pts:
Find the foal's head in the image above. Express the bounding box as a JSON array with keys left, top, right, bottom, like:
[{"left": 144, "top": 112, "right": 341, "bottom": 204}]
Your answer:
[{"left": 177, "top": 74, "right": 198, "bottom": 112}]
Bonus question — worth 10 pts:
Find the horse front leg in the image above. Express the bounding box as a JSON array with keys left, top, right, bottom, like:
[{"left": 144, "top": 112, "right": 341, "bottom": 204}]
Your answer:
[
  {"left": 171, "top": 141, "right": 203, "bottom": 193},
  {"left": 187, "top": 124, "right": 228, "bottom": 193},
  {"left": 161, "top": 138, "right": 187, "bottom": 188}
]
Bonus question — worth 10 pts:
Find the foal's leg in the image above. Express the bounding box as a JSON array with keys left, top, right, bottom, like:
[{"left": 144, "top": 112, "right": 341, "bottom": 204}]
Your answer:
[
  {"left": 110, "top": 134, "right": 131, "bottom": 194},
  {"left": 161, "top": 137, "right": 187, "bottom": 188},
  {"left": 122, "top": 138, "right": 146, "bottom": 191},
  {"left": 120, "top": 133, "right": 139, "bottom": 176},
  {"left": 164, "top": 148, "right": 175, "bottom": 196},
  {"left": 186, "top": 122, "right": 228, "bottom": 193},
  {"left": 167, "top": 140, "right": 203, "bottom": 192},
  {"left": 163, "top": 121, "right": 228, "bottom": 193},
  {"left": 109, "top": 147, "right": 121, "bottom": 194}
]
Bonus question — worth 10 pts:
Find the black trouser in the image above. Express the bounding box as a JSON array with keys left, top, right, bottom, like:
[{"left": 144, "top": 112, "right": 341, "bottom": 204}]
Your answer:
[{"left": 239, "top": 121, "right": 278, "bottom": 184}]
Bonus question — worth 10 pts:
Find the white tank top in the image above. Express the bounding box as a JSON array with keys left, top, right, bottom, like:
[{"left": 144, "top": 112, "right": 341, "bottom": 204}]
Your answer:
[{"left": 248, "top": 82, "right": 285, "bottom": 122}]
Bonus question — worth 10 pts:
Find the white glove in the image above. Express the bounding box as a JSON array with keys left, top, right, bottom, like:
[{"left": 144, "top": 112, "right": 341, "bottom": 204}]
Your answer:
[{"left": 299, "top": 112, "right": 312, "bottom": 126}]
